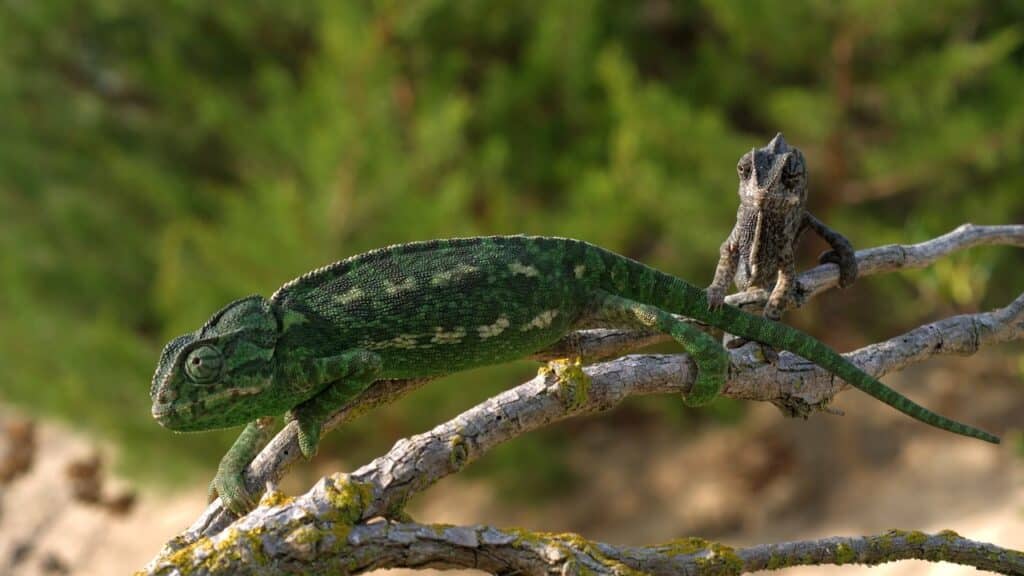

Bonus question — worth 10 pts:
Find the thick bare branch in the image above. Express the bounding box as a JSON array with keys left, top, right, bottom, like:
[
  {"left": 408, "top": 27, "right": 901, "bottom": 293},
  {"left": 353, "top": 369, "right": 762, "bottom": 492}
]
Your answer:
[
  {"left": 733, "top": 222, "right": 1024, "bottom": 308},
  {"left": 147, "top": 515, "right": 1024, "bottom": 575}
]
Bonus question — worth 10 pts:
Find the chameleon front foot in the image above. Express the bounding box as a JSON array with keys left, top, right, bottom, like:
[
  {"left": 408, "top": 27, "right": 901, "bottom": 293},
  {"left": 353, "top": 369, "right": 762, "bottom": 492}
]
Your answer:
[
  {"left": 705, "top": 285, "right": 727, "bottom": 309},
  {"left": 287, "top": 351, "right": 383, "bottom": 460},
  {"left": 209, "top": 417, "right": 276, "bottom": 515},
  {"left": 209, "top": 467, "right": 256, "bottom": 515},
  {"left": 818, "top": 247, "right": 858, "bottom": 288}
]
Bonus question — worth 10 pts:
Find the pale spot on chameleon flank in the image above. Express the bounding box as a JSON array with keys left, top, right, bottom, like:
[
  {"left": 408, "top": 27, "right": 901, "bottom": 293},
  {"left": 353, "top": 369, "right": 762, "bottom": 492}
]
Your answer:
[
  {"left": 478, "top": 315, "right": 510, "bottom": 339},
  {"left": 362, "top": 334, "right": 423, "bottom": 350},
  {"left": 334, "top": 287, "right": 364, "bottom": 305},
  {"left": 574, "top": 264, "right": 586, "bottom": 279},
  {"left": 431, "top": 326, "right": 466, "bottom": 344},
  {"left": 508, "top": 261, "right": 540, "bottom": 277},
  {"left": 389, "top": 334, "right": 419, "bottom": 349},
  {"left": 384, "top": 277, "right": 417, "bottom": 295},
  {"left": 521, "top": 309, "right": 559, "bottom": 331},
  {"left": 431, "top": 263, "right": 479, "bottom": 286}
]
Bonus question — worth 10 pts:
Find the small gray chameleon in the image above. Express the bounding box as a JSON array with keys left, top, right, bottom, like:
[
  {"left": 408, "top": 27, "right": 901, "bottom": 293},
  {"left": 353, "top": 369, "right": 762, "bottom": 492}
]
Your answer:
[{"left": 707, "top": 133, "right": 858, "bottom": 321}]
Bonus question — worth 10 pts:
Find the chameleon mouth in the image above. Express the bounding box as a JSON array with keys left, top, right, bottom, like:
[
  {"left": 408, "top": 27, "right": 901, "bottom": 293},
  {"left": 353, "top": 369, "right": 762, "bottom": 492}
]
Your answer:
[
  {"left": 151, "top": 404, "right": 177, "bottom": 425},
  {"left": 151, "top": 401, "right": 197, "bottom": 428}
]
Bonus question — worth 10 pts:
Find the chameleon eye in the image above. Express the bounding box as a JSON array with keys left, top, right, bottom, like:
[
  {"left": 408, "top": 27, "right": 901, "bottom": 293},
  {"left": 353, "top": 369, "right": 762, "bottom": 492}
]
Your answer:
[
  {"left": 185, "top": 345, "right": 223, "bottom": 383},
  {"left": 737, "top": 159, "right": 752, "bottom": 180}
]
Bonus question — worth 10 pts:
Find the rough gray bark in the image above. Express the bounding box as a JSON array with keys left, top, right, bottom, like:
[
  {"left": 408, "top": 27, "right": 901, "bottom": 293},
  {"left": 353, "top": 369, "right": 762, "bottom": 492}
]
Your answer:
[
  {"left": 144, "top": 223, "right": 1024, "bottom": 575},
  {"left": 149, "top": 521, "right": 1024, "bottom": 575}
]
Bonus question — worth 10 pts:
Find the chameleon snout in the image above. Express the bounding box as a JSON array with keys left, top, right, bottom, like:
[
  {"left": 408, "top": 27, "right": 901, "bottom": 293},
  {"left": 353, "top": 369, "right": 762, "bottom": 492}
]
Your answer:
[
  {"left": 151, "top": 400, "right": 174, "bottom": 421},
  {"left": 151, "top": 383, "right": 178, "bottom": 424}
]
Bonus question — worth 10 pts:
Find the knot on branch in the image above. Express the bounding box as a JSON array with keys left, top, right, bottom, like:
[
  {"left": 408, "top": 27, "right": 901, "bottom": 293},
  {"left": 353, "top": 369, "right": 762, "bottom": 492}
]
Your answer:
[
  {"left": 256, "top": 482, "right": 295, "bottom": 510},
  {"left": 318, "top": 475, "right": 374, "bottom": 525},
  {"left": 448, "top": 434, "right": 469, "bottom": 471},
  {"left": 770, "top": 394, "right": 818, "bottom": 419},
  {"left": 542, "top": 358, "right": 592, "bottom": 411},
  {"left": 769, "top": 390, "right": 842, "bottom": 419}
]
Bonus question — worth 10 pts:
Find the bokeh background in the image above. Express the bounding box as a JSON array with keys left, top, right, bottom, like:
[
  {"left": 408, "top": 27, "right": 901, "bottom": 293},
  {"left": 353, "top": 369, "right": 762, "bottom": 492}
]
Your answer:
[{"left": 1, "top": 1, "right": 1023, "bottom": 574}]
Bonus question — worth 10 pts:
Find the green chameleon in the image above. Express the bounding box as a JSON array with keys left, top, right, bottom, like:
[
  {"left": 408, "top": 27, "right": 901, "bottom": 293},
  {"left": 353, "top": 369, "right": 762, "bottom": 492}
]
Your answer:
[{"left": 151, "top": 236, "right": 999, "bottom": 514}]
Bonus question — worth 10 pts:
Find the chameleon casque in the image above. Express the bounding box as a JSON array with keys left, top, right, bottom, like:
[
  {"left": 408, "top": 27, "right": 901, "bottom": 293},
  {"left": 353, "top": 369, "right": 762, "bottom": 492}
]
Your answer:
[
  {"left": 707, "top": 133, "right": 858, "bottom": 321},
  {"left": 151, "top": 235, "right": 999, "bottom": 514}
]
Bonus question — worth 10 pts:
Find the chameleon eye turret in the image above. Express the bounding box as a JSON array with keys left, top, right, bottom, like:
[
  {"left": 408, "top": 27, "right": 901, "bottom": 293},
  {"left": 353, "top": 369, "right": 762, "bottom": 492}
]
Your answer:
[
  {"left": 185, "top": 345, "right": 223, "bottom": 383},
  {"left": 737, "top": 151, "right": 754, "bottom": 179},
  {"left": 150, "top": 295, "right": 283, "bottom": 435}
]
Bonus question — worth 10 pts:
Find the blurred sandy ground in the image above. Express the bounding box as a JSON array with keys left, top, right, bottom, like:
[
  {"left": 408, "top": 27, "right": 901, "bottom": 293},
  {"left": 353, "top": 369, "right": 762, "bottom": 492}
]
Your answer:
[{"left": 0, "top": 352, "right": 1020, "bottom": 576}]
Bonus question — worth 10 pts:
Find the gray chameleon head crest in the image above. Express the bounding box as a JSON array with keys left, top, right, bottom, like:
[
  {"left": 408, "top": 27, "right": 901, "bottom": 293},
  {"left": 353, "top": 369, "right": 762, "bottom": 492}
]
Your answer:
[
  {"left": 736, "top": 132, "right": 807, "bottom": 212},
  {"left": 150, "top": 295, "right": 283, "bottom": 432}
]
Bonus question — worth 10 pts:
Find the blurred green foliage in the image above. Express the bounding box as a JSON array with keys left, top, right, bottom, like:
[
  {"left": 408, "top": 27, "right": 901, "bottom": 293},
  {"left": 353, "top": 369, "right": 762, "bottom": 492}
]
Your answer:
[{"left": 1, "top": 0, "right": 1023, "bottom": 495}]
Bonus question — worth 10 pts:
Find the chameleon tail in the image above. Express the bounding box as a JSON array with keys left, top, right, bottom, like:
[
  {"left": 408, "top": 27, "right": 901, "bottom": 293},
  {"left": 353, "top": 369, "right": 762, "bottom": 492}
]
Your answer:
[
  {"left": 594, "top": 251, "right": 1002, "bottom": 445},
  {"left": 589, "top": 243, "right": 999, "bottom": 444},
  {"left": 702, "top": 299, "right": 1000, "bottom": 444}
]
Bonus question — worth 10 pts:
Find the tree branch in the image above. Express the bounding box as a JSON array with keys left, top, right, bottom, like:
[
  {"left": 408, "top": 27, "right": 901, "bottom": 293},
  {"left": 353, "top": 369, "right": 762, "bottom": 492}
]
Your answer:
[
  {"left": 144, "top": 224, "right": 1024, "bottom": 575},
  {"left": 730, "top": 222, "right": 1024, "bottom": 308},
  {"left": 149, "top": 520, "right": 1024, "bottom": 576}
]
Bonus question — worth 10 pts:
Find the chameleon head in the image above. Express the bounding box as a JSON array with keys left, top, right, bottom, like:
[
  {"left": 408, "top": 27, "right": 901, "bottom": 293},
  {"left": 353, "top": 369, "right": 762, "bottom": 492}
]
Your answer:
[
  {"left": 150, "top": 295, "right": 281, "bottom": 432},
  {"left": 735, "top": 132, "right": 807, "bottom": 212}
]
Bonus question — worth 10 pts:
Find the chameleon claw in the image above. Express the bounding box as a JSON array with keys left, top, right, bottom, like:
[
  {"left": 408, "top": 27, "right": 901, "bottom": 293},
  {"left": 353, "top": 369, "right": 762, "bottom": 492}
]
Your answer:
[
  {"left": 211, "top": 469, "right": 256, "bottom": 515},
  {"left": 705, "top": 286, "right": 726, "bottom": 310},
  {"left": 296, "top": 417, "right": 322, "bottom": 459}
]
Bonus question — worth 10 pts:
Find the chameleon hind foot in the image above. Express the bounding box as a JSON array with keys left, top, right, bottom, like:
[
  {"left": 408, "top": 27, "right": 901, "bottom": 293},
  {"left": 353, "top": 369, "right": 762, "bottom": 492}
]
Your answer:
[
  {"left": 288, "top": 407, "right": 323, "bottom": 459},
  {"left": 209, "top": 472, "right": 255, "bottom": 516},
  {"left": 590, "top": 291, "right": 728, "bottom": 406}
]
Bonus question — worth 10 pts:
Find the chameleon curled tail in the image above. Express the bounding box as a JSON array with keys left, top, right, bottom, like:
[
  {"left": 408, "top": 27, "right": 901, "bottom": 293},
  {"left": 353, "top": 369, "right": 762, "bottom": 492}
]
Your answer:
[
  {"left": 707, "top": 301, "right": 999, "bottom": 443},
  {"left": 641, "top": 269, "right": 1000, "bottom": 444}
]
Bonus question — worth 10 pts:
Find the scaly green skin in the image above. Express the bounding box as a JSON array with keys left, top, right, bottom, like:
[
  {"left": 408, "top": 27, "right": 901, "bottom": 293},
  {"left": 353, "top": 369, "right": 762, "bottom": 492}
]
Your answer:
[{"left": 150, "top": 235, "right": 999, "bottom": 514}]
